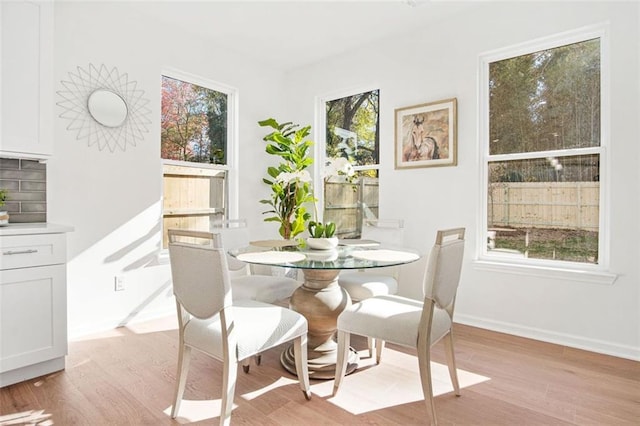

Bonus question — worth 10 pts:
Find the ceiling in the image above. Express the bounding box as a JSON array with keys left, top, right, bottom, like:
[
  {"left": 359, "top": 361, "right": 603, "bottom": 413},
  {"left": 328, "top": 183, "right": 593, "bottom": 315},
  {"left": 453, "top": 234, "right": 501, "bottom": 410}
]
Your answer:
[{"left": 130, "top": 0, "right": 479, "bottom": 72}]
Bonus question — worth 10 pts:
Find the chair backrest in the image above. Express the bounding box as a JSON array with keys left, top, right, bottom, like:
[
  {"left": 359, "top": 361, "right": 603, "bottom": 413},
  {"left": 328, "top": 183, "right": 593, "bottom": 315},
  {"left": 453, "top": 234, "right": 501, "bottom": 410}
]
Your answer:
[
  {"left": 361, "top": 219, "right": 404, "bottom": 247},
  {"left": 168, "top": 231, "right": 232, "bottom": 319},
  {"left": 423, "top": 228, "right": 465, "bottom": 310},
  {"left": 212, "top": 219, "right": 252, "bottom": 274},
  {"left": 168, "top": 228, "right": 221, "bottom": 247}
]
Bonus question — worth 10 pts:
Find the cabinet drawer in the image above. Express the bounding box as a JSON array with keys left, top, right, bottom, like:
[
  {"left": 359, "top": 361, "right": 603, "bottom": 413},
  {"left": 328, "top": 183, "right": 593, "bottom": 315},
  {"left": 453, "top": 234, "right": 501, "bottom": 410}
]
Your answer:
[{"left": 0, "top": 233, "right": 66, "bottom": 270}]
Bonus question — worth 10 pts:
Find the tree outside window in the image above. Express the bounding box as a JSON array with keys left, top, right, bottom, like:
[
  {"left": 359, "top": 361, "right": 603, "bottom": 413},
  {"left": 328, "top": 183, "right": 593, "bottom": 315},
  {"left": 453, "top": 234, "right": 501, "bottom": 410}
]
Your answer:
[{"left": 161, "top": 75, "right": 227, "bottom": 164}]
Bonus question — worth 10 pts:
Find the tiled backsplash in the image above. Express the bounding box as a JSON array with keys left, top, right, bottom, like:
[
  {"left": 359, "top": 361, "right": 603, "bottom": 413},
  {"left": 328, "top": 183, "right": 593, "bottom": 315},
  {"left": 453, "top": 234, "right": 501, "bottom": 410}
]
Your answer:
[{"left": 0, "top": 158, "right": 47, "bottom": 223}]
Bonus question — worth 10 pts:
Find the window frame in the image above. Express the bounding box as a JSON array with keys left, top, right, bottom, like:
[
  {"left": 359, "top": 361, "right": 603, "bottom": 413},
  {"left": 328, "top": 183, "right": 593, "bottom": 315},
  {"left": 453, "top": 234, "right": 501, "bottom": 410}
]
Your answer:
[
  {"left": 475, "top": 24, "right": 616, "bottom": 285},
  {"left": 315, "top": 86, "right": 381, "bottom": 230},
  {"left": 160, "top": 68, "right": 239, "bottom": 251}
]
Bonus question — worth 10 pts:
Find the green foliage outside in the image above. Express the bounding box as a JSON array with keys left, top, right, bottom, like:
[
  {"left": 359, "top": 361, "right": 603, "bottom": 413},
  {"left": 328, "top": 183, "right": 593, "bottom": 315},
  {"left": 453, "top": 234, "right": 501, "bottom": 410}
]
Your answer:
[
  {"left": 496, "top": 228, "right": 598, "bottom": 263},
  {"left": 325, "top": 90, "right": 379, "bottom": 178},
  {"left": 489, "top": 39, "right": 600, "bottom": 180}
]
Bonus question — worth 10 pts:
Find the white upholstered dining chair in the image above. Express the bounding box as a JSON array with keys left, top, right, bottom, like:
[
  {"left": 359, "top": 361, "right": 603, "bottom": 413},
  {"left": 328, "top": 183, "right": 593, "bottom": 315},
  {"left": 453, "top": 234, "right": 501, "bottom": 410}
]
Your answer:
[
  {"left": 338, "top": 218, "right": 404, "bottom": 356},
  {"left": 334, "top": 227, "right": 465, "bottom": 425},
  {"left": 168, "top": 230, "right": 311, "bottom": 426},
  {"left": 212, "top": 219, "right": 301, "bottom": 303}
]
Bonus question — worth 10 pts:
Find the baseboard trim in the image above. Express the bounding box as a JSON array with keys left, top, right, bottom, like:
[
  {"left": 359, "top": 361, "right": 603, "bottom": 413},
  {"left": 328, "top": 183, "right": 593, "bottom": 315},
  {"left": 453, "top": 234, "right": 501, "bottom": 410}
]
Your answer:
[
  {"left": 454, "top": 313, "right": 640, "bottom": 361},
  {"left": 68, "top": 308, "right": 175, "bottom": 341},
  {"left": 1, "top": 356, "right": 65, "bottom": 388}
]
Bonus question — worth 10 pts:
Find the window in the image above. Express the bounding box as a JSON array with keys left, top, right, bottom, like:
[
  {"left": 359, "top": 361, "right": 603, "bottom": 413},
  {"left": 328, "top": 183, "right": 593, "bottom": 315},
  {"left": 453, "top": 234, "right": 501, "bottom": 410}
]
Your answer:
[
  {"left": 322, "top": 89, "right": 380, "bottom": 238},
  {"left": 480, "top": 27, "right": 607, "bottom": 270},
  {"left": 161, "top": 72, "right": 235, "bottom": 248}
]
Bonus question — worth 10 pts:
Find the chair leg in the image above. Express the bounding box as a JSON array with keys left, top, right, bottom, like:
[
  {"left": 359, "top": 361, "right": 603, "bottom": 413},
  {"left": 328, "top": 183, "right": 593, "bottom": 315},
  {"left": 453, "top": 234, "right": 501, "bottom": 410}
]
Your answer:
[
  {"left": 294, "top": 334, "right": 311, "bottom": 400},
  {"left": 242, "top": 359, "right": 251, "bottom": 374},
  {"left": 375, "top": 339, "right": 385, "bottom": 364},
  {"left": 255, "top": 354, "right": 262, "bottom": 366},
  {"left": 368, "top": 337, "right": 375, "bottom": 358},
  {"left": 417, "top": 346, "right": 437, "bottom": 425},
  {"left": 171, "top": 344, "right": 192, "bottom": 419},
  {"left": 220, "top": 356, "right": 238, "bottom": 426},
  {"left": 443, "top": 332, "right": 461, "bottom": 396},
  {"left": 333, "top": 330, "right": 350, "bottom": 396}
]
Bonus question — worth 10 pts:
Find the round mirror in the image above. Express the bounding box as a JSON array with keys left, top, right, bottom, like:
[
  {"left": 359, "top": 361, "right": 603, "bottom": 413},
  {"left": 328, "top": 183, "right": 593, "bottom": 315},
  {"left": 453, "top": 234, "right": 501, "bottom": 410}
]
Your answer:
[{"left": 87, "top": 89, "right": 128, "bottom": 127}]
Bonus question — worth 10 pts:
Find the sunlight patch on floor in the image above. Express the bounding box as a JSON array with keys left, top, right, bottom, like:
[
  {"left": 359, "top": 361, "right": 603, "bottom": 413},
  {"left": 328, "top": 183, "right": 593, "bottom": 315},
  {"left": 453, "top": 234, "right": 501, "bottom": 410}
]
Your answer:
[
  {"left": 0, "top": 410, "right": 53, "bottom": 426},
  {"left": 315, "top": 349, "right": 490, "bottom": 415}
]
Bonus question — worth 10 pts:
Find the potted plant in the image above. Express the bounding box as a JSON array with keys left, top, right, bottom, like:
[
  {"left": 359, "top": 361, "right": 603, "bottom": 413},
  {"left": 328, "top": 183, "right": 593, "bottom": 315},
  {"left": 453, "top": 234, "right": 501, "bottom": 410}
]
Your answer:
[
  {"left": 306, "top": 220, "right": 338, "bottom": 250},
  {"left": 259, "top": 119, "right": 355, "bottom": 246},
  {"left": 259, "top": 118, "right": 316, "bottom": 240},
  {"left": 0, "top": 189, "right": 9, "bottom": 225}
]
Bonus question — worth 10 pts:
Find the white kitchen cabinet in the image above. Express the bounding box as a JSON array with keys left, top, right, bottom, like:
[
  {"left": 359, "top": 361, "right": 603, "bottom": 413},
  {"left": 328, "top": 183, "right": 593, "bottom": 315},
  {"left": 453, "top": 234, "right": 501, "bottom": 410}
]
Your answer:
[
  {"left": 0, "top": 0, "right": 54, "bottom": 158},
  {"left": 0, "top": 224, "right": 72, "bottom": 388}
]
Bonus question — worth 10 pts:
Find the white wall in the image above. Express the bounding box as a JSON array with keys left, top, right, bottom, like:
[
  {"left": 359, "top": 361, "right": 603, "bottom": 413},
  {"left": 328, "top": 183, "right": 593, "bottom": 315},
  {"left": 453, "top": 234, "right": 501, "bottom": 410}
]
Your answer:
[
  {"left": 283, "top": 1, "right": 639, "bottom": 359},
  {"left": 48, "top": 1, "right": 286, "bottom": 337}
]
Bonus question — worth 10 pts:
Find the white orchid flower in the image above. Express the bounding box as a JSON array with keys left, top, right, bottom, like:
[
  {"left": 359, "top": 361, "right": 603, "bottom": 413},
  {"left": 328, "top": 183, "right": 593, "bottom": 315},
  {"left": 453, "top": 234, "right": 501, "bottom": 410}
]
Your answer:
[
  {"left": 276, "top": 170, "right": 312, "bottom": 185},
  {"left": 324, "top": 157, "right": 355, "bottom": 179}
]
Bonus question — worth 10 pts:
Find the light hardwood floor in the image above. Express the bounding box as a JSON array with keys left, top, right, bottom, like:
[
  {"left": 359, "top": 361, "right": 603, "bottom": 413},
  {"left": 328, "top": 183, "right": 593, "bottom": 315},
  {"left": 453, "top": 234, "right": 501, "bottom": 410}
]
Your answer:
[{"left": 1, "top": 316, "right": 638, "bottom": 425}]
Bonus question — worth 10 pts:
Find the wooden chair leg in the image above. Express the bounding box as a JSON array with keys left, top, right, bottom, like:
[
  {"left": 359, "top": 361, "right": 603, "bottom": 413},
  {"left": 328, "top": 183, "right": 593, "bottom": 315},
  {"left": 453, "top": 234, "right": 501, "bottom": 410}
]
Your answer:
[
  {"left": 368, "top": 337, "right": 375, "bottom": 358},
  {"left": 417, "top": 346, "right": 437, "bottom": 425},
  {"left": 333, "top": 330, "right": 350, "bottom": 396},
  {"left": 220, "top": 356, "right": 237, "bottom": 426},
  {"left": 171, "top": 345, "right": 191, "bottom": 418},
  {"left": 375, "top": 339, "right": 385, "bottom": 364},
  {"left": 443, "top": 332, "right": 461, "bottom": 396},
  {"left": 242, "top": 359, "right": 251, "bottom": 374},
  {"left": 294, "top": 334, "right": 311, "bottom": 400}
]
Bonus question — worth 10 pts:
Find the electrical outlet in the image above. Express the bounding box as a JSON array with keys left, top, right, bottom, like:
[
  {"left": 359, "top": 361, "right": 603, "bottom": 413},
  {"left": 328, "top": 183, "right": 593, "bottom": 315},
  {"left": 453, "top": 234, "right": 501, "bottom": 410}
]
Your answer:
[{"left": 114, "top": 276, "right": 125, "bottom": 291}]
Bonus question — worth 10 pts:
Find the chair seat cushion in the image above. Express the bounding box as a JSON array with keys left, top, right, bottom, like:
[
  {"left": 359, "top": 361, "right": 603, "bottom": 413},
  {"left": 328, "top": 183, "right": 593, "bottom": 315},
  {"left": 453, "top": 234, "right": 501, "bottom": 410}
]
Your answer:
[
  {"left": 231, "top": 275, "right": 300, "bottom": 303},
  {"left": 338, "top": 272, "right": 398, "bottom": 301},
  {"left": 337, "top": 295, "right": 451, "bottom": 348},
  {"left": 184, "top": 299, "right": 307, "bottom": 361}
]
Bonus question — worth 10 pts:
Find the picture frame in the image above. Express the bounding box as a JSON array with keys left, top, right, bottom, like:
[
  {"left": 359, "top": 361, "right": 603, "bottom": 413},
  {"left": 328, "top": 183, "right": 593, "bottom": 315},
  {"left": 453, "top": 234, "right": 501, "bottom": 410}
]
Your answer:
[{"left": 395, "top": 97, "right": 457, "bottom": 169}]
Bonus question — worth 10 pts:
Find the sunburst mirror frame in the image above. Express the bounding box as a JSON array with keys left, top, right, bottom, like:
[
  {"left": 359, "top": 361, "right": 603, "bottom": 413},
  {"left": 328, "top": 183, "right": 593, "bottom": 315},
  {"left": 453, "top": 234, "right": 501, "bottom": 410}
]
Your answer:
[{"left": 57, "top": 64, "right": 152, "bottom": 152}]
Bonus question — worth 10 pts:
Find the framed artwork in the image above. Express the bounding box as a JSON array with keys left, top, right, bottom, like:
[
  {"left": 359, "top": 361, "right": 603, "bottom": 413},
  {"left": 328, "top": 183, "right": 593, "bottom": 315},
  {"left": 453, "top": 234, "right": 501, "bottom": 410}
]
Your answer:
[{"left": 395, "top": 97, "right": 457, "bottom": 169}]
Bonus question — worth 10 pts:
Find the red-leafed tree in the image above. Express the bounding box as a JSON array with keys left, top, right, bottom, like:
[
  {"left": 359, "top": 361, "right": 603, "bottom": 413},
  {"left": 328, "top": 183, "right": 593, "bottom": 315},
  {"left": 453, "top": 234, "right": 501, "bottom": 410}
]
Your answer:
[{"left": 161, "top": 76, "right": 208, "bottom": 161}]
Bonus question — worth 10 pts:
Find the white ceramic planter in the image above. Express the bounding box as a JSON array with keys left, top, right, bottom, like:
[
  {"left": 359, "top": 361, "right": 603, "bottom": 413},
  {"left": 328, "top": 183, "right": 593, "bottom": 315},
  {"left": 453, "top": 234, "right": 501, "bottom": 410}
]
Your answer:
[
  {"left": 0, "top": 211, "right": 9, "bottom": 226},
  {"left": 306, "top": 237, "right": 339, "bottom": 250}
]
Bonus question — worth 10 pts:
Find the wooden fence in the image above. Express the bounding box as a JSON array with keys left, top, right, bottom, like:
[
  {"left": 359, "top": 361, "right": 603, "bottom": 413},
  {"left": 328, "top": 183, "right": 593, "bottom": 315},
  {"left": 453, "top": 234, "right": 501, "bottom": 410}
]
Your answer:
[
  {"left": 324, "top": 177, "right": 379, "bottom": 237},
  {"left": 488, "top": 182, "right": 599, "bottom": 230},
  {"left": 162, "top": 164, "right": 226, "bottom": 247}
]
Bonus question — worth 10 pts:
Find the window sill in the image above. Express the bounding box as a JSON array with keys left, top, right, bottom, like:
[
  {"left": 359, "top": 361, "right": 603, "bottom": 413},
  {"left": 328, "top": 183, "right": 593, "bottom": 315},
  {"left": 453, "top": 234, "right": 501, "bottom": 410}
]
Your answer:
[{"left": 472, "top": 259, "right": 617, "bottom": 285}]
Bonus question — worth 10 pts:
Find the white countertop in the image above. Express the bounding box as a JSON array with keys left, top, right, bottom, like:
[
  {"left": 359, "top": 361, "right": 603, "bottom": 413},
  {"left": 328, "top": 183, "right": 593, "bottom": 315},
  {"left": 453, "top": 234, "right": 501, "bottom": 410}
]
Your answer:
[{"left": 0, "top": 223, "right": 74, "bottom": 236}]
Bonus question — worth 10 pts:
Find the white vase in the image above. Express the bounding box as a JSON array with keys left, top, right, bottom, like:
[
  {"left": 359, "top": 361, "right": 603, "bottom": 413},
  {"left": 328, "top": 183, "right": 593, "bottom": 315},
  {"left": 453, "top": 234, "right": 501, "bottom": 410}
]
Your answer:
[{"left": 306, "top": 237, "right": 339, "bottom": 250}]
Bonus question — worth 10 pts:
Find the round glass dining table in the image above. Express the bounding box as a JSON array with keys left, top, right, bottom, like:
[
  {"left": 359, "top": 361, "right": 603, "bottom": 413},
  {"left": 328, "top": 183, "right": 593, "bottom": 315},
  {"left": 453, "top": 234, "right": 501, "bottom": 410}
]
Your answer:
[{"left": 229, "top": 240, "right": 421, "bottom": 379}]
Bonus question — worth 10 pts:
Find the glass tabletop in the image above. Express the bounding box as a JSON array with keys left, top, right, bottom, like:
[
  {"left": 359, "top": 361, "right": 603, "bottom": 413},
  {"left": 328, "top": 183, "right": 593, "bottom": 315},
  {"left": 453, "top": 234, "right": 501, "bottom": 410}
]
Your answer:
[{"left": 228, "top": 240, "right": 421, "bottom": 270}]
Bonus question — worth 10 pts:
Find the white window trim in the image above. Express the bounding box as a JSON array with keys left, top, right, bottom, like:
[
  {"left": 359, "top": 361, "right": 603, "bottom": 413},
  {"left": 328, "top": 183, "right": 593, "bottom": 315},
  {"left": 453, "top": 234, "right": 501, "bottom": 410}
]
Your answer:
[
  {"left": 314, "top": 85, "right": 380, "bottom": 220},
  {"left": 474, "top": 23, "right": 616, "bottom": 285}
]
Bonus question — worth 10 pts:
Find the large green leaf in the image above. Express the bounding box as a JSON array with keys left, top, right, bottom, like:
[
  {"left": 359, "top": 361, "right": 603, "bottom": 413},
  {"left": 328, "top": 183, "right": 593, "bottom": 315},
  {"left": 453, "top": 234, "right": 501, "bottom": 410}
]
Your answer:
[{"left": 258, "top": 118, "right": 279, "bottom": 129}]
